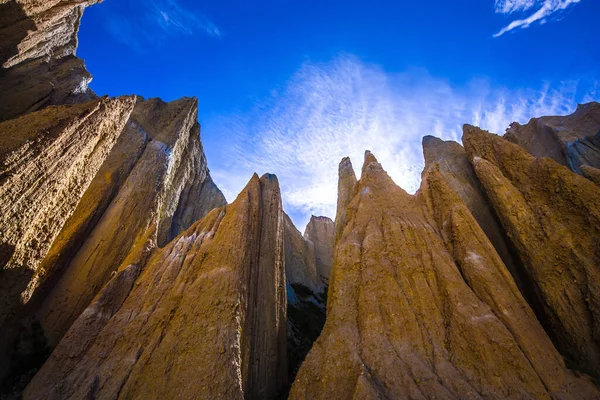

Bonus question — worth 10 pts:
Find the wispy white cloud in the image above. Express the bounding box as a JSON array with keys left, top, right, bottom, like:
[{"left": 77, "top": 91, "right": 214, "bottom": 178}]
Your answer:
[
  {"left": 493, "top": 0, "right": 581, "bottom": 37},
  {"left": 147, "top": 0, "right": 221, "bottom": 37},
  {"left": 104, "top": 0, "right": 220, "bottom": 52},
  {"left": 205, "top": 55, "right": 596, "bottom": 229}
]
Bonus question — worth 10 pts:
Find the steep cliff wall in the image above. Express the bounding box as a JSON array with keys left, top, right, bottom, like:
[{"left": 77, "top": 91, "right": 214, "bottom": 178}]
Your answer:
[
  {"left": 0, "top": 97, "right": 135, "bottom": 330},
  {"left": 290, "top": 150, "right": 598, "bottom": 399},
  {"left": 24, "top": 174, "right": 287, "bottom": 400},
  {"left": 464, "top": 124, "right": 600, "bottom": 379}
]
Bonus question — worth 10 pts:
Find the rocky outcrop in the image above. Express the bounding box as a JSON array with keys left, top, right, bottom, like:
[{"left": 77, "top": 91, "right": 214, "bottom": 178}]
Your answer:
[
  {"left": 23, "top": 97, "right": 226, "bottom": 351},
  {"left": 284, "top": 214, "right": 320, "bottom": 293},
  {"left": 289, "top": 151, "right": 598, "bottom": 399},
  {"left": 334, "top": 156, "right": 358, "bottom": 241},
  {"left": 24, "top": 173, "right": 287, "bottom": 400},
  {"left": 505, "top": 102, "right": 600, "bottom": 173},
  {"left": 304, "top": 216, "right": 334, "bottom": 284},
  {"left": 464, "top": 124, "right": 600, "bottom": 379},
  {"left": 422, "top": 135, "right": 525, "bottom": 292},
  {"left": 0, "top": 97, "right": 135, "bottom": 330},
  {"left": 0, "top": 0, "right": 99, "bottom": 121}
]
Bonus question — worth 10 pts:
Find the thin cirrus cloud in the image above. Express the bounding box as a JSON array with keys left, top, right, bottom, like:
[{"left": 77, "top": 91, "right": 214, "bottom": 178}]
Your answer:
[
  {"left": 104, "top": 0, "right": 220, "bottom": 52},
  {"left": 205, "top": 55, "right": 597, "bottom": 230},
  {"left": 493, "top": 0, "right": 582, "bottom": 37}
]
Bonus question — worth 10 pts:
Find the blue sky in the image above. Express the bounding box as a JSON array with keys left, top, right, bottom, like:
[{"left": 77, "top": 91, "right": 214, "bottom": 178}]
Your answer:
[{"left": 78, "top": 0, "right": 599, "bottom": 229}]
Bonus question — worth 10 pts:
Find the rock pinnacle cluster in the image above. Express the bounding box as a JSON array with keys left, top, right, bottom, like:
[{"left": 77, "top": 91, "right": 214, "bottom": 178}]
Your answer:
[{"left": 1, "top": 1, "right": 599, "bottom": 399}]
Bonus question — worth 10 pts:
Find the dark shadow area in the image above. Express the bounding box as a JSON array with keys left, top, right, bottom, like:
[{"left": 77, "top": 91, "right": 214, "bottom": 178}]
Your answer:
[
  {"left": 280, "top": 283, "right": 327, "bottom": 398},
  {"left": 0, "top": 322, "right": 49, "bottom": 399},
  {"left": 0, "top": 1, "right": 35, "bottom": 68}
]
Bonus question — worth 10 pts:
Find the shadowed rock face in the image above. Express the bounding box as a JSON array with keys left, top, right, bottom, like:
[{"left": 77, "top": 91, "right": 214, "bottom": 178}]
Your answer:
[
  {"left": 24, "top": 174, "right": 287, "bottom": 400},
  {"left": 421, "top": 136, "right": 525, "bottom": 293},
  {"left": 0, "top": 0, "right": 100, "bottom": 122},
  {"left": 304, "top": 216, "right": 334, "bottom": 284},
  {"left": 505, "top": 102, "right": 600, "bottom": 173},
  {"left": 464, "top": 124, "right": 600, "bottom": 380},
  {"left": 0, "top": 97, "right": 136, "bottom": 331},
  {"left": 283, "top": 214, "right": 333, "bottom": 391},
  {"left": 289, "top": 151, "right": 598, "bottom": 399}
]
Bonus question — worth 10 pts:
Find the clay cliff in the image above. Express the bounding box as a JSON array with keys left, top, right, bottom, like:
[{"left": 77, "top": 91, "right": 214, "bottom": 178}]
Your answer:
[
  {"left": 1, "top": 0, "right": 600, "bottom": 398},
  {"left": 24, "top": 173, "right": 287, "bottom": 400},
  {"left": 290, "top": 148, "right": 599, "bottom": 399}
]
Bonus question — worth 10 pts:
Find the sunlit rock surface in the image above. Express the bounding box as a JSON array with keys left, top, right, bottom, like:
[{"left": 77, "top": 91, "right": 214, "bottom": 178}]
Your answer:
[
  {"left": 464, "top": 124, "right": 600, "bottom": 380},
  {"left": 289, "top": 150, "right": 598, "bottom": 399},
  {"left": 0, "top": 97, "right": 135, "bottom": 330},
  {"left": 24, "top": 174, "right": 287, "bottom": 400}
]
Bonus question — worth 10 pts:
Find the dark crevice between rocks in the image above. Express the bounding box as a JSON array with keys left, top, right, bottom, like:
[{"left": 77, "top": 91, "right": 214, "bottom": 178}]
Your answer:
[{"left": 280, "top": 283, "right": 327, "bottom": 399}]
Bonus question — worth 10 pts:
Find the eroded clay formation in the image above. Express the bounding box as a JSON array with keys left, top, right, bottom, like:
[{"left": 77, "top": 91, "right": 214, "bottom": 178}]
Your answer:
[{"left": 1, "top": 0, "right": 599, "bottom": 399}]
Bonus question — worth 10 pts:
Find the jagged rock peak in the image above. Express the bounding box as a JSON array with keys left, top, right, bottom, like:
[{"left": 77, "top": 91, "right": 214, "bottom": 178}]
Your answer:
[
  {"left": 303, "top": 215, "right": 334, "bottom": 284},
  {"left": 24, "top": 172, "right": 287, "bottom": 399},
  {"left": 290, "top": 145, "right": 598, "bottom": 399},
  {"left": 420, "top": 134, "right": 525, "bottom": 293},
  {"left": 335, "top": 156, "right": 358, "bottom": 240},
  {"left": 463, "top": 124, "right": 600, "bottom": 379},
  {"left": 361, "top": 149, "right": 382, "bottom": 176}
]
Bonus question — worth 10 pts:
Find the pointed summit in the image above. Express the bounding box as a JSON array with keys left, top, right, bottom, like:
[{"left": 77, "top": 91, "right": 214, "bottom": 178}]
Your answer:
[{"left": 335, "top": 157, "right": 358, "bottom": 240}]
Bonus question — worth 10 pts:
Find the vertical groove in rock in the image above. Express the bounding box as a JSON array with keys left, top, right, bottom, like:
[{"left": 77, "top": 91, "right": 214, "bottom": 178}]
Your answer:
[
  {"left": 23, "top": 173, "right": 287, "bottom": 400},
  {"left": 421, "top": 135, "right": 529, "bottom": 300},
  {"left": 463, "top": 124, "right": 600, "bottom": 379}
]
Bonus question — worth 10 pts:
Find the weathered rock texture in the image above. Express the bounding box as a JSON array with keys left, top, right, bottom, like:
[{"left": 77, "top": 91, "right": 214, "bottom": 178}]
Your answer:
[
  {"left": 283, "top": 214, "right": 333, "bottom": 389},
  {"left": 505, "top": 102, "right": 600, "bottom": 174},
  {"left": 304, "top": 216, "right": 334, "bottom": 284},
  {"left": 24, "top": 173, "right": 287, "bottom": 400},
  {"left": 284, "top": 214, "right": 334, "bottom": 293},
  {"left": 0, "top": 96, "right": 135, "bottom": 330},
  {"left": 19, "top": 97, "right": 226, "bottom": 354},
  {"left": 290, "top": 151, "right": 598, "bottom": 399},
  {"left": 0, "top": 0, "right": 99, "bottom": 121},
  {"left": 422, "top": 135, "right": 525, "bottom": 292},
  {"left": 464, "top": 124, "right": 600, "bottom": 380}
]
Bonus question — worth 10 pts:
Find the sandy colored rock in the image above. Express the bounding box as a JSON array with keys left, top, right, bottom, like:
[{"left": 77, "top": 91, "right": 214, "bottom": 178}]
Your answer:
[
  {"left": 26, "top": 97, "right": 225, "bottom": 350},
  {"left": 581, "top": 164, "right": 600, "bottom": 185},
  {"left": 0, "top": 0, "right": 100, "bottom": 121},
  {"left": 334, "top": 156, "right": 358, "bottom": 241},
  {"left": 422, "top": 135, "right": 525, "bottom": 292},
  {"left": 505, "top": 102, "right": 600, "bottom": 171},
  {"left": 1, "top": 0, "right": 100, "bottom": 69},
  {"left": 463, "top": 124, "right": 600, "bottom": 379},
  {"left": 289, "top": 151, "right": 597, "bottom": 399},
  {"left": 304, "top": 215, "right": 334, "bottom": 284},
  {"left": 0, "top": 96, "right": 135, "bottom": 330},
  {"left": 24, "top": 173, "right": 287, "bottom": 400},
  {"left": 284, "top": 213, "right": 320, "bottom": 293}
]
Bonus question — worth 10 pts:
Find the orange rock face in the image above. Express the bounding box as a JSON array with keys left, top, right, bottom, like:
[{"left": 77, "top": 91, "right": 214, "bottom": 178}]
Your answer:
[
  {"left": 464, "top": 124, "right": 600, "bottom": 379},
  {"left": 289, "top": 151, "right": 598, "bottom": 399},
  {"left": 24, "top": 174, "right": 287, "bottom": 400}
]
